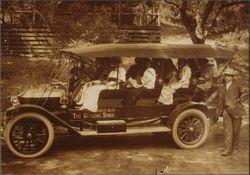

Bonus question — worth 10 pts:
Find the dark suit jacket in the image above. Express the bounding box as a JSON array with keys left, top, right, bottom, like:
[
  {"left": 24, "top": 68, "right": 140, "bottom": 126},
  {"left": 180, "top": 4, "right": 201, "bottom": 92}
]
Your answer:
[{"left": 207, "top": 81, "right": 247, "bottom": 118}]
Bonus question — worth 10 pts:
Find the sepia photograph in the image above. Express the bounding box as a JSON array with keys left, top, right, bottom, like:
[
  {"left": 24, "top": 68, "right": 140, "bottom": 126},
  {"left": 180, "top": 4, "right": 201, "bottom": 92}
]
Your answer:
[{"left": 0, "top": 0, "right": 249, "bottom": 174}]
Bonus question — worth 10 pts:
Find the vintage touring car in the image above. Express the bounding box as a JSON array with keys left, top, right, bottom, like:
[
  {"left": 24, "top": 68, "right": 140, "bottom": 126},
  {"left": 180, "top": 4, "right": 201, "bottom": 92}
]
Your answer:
[{"left": 2, "top": 43, "right": 235, "bottom": 158}]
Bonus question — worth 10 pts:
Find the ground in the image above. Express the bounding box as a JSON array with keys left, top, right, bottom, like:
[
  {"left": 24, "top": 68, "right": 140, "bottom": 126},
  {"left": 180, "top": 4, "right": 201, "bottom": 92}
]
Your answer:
[{"left": 1, "top": 120, "right": 249, "bottom": 174}]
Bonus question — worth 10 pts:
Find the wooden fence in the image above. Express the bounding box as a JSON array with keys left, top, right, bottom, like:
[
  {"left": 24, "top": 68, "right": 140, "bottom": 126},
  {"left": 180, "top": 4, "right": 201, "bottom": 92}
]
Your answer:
[
  {"left": 1, "top": 25, "right": 56, "bottom": 57},
  {"left": 119, "top": 26, "right": 161, "bottom": 43},
  {"left": 1, "top": 25, "right": 160, "bottom": 57}
]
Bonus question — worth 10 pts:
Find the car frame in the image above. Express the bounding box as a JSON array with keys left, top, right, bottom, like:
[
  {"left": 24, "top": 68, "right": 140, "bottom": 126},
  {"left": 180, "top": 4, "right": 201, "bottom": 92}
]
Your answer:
[{"left": 2, "top": 43, "right": 235, "bottom": 158}]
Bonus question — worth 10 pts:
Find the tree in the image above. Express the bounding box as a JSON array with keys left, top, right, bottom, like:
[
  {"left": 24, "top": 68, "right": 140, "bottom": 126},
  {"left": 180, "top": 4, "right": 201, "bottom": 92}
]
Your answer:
[
  {"left": 163, "top": 0, "right": 248, "bottom": 44},
  {"left": 35, "top": 0, "right": 121, "bottom": 46}
]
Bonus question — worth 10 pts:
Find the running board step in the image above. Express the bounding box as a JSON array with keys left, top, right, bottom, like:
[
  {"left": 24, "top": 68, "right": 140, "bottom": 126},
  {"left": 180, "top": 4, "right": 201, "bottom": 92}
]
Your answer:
[{"left": 78, "top": 126, "right": 170, "bottom": 136}]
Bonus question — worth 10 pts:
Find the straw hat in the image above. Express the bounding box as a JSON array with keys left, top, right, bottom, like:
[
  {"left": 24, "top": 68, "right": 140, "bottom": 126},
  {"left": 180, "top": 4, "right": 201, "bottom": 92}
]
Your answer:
[
  {"left": 207, "top": 58, "right": 215, "bottom": 65},
  {"left": 223, "top": 68, "right": 239, "bottom": 76}
]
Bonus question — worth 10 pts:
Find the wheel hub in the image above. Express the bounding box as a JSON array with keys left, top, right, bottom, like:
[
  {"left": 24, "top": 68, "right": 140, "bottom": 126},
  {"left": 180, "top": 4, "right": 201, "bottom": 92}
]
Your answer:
[
  {"left": 26, "top": 132, "right": 33, "bottom": 139},
  {"left": 188, "top": 126, "right": 194, "bottom": 132}
]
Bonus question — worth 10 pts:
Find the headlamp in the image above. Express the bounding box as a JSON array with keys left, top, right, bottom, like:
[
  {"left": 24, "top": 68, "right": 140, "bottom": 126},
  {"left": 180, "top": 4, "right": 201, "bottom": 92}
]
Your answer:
[{"left": 11, "top": 96, "right": 20, "bottom": 106}]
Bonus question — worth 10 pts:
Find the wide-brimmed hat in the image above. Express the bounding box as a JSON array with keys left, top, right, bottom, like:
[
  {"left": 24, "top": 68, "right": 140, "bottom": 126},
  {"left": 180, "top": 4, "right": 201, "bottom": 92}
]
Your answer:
[
  {"left": 223, "top": 68, "right": 239, "bottom": 76},
  {"left": 207, "top": 58, "right": 215, "bottom": 65}
]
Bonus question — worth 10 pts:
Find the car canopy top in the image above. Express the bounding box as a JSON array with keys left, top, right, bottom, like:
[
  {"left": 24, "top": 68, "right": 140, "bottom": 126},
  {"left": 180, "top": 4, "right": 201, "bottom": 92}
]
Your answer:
[{"left": 60, "top": 43, "right": 235, "bottom": 60}]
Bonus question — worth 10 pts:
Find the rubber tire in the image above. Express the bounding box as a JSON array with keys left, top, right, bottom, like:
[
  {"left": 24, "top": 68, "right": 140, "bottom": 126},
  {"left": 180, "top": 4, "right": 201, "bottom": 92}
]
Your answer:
[
  {"left": 4, "top": 112, "right": 54, "bottom": 158},
  {"left": 171, "top": 109, "right": 209, "bottom": 149}
]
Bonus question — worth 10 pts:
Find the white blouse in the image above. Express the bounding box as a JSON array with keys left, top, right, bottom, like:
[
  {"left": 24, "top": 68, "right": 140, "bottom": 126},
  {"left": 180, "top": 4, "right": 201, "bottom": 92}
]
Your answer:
[
  {"left": 108, "top": 67, "right": 126, "bottom": 82},
  {"left": 141, "top": 67, "right": 156, "bottom": 89}
]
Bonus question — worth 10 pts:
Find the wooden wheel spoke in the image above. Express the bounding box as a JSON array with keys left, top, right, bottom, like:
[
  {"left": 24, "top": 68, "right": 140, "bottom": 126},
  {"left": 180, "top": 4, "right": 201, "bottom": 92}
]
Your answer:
[
  {"left": 35, "top": 133, "right": 47, "bottom": 136},
  {"left": 190, "top": 132, "right": 197, "bottom": 140},
  {"left": 192, "top": 131, "right": 200, "bottom": 139},
  {"left": 32, "top": 139, "right": 39, "bottom": 148},
  {"left": 188, "top": 116, "right": 193, "bottom": 124},
  {"left": 178, "top": 128, "right": 187, "bottom": 133},
  {"left": 35, "top": 137, "right": 46, "bottom": 144},
  {"left": 180, "top": 132, "right": 188, "bottom": 140},
  {"left": 13, "top": 138, "right": 24, "bottom": 144},
  {"left": 21, "top": 140, "right": 28, "bottom": 151},
  {"left": 193, "top": 119, "right": 201, "bottom": 126}
]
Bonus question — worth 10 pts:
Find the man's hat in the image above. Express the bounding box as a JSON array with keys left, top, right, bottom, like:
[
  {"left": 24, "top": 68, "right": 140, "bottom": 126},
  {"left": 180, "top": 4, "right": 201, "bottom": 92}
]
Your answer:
[
  {"left": 207, "top": 58, "right": 215, "bottom": 65},
  {"left": 223, "top": 68, "right": 239, "bottom": 76}
]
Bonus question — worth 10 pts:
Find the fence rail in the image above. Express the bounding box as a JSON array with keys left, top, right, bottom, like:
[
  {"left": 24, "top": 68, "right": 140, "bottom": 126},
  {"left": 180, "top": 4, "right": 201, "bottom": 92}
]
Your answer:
[
  {"left": 1, "top": 25, "right": 55, "bottom": 57},
  {"left": 2, "top": 25, "right": 161, "bottom": 57}
]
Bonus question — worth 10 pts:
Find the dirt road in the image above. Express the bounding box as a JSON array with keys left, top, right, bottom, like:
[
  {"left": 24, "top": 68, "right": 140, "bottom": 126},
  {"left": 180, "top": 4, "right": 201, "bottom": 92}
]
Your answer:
[{"left": 2, "top": 120, "right": 249, "bottom": 174}]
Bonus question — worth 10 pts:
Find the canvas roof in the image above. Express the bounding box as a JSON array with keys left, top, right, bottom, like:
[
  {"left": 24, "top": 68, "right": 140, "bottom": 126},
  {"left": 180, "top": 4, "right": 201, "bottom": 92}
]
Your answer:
[{"left": 60, "top": 43, "right": 235, "bottom": 59}]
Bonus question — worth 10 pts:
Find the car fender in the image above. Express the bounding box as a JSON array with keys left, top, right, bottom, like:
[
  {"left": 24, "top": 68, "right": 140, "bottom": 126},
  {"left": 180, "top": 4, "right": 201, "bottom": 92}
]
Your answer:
[
  {"left": 167, "top": 101, "right": 210, "bottom": 128},
  {"left": 4, "top": 104, "right": 80, "bottom": 135}
]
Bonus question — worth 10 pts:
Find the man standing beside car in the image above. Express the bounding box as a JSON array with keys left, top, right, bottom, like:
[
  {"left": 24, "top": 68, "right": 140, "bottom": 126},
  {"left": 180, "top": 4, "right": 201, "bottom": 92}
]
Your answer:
[{"left": 206, "top": 68, "right": 248, "bottom": 156}]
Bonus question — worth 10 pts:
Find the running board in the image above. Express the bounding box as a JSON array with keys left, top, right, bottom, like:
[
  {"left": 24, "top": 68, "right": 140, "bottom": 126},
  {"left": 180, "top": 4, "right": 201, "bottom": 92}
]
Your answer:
[{"left": 78, "top": 126, "right": 170, "bottom": 136}]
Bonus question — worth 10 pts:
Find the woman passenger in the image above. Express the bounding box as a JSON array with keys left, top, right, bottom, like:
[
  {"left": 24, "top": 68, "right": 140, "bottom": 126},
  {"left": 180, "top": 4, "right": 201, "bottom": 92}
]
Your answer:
[
  {"left": 158, "top": 59, "right": 178, "bottom": 105},
  {"left": 75, "top": 58, "right": 126, "bottom": 112},
  {"left": 128, "top": 57, "right": 156, "bottom": 89}
]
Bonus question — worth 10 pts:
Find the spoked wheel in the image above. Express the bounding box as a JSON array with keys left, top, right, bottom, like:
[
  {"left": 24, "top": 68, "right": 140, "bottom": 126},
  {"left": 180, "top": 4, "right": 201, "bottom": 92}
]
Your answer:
[
  {"left": 172, "top": 109, "right": 209, "bottom": 149},
  {"left": 4, "top": 113, "right": 54, "bottom": 158}
]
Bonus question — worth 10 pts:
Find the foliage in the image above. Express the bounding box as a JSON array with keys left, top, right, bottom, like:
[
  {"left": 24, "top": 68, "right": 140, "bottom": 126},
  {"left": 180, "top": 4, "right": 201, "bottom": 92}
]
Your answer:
[
  {"left": 216, "top": 30, "right": 249, "bottom": 87},
  {"left": 216, "top": 29, "right": 249, "bottom": 46},
  {"left": 1, "top": 57, "right": 58, "bottom": 110},
  {"left": 36, "top": 1, "right": 121, "bottom": 46},
  {"left": 162, "top": 0, "right": 248, "bottom": 44}
]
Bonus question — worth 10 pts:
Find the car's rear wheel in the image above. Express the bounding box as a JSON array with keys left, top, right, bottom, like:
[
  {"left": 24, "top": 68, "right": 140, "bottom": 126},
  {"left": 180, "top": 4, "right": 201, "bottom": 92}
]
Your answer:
[
  {"left": 172, "top": 109, "right": 209, "bottom": 149},
  {"left": 4, "top": 112, "right": 54, "bottom": 158}
]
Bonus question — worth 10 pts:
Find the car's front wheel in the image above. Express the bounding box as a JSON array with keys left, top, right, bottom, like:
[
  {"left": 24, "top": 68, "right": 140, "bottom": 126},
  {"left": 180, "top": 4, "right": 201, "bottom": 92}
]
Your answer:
[
  {"left": 4, "top": 112, "right": 54, "bottom": 158},
  {"left": 172, "top": 109, "right": 209, "bottom": 149}
]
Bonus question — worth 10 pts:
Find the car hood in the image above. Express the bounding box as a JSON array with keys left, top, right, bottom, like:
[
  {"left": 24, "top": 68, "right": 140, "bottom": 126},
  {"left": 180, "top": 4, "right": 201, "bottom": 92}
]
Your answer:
[{"left": 19, "top": 89, "right": 65, "bottom": 98}]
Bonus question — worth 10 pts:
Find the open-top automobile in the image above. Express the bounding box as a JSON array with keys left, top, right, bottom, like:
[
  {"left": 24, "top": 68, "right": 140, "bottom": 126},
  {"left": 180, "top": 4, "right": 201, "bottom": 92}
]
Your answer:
[{"left": 2, "top": 43, "right": 235, "bottom": 158}]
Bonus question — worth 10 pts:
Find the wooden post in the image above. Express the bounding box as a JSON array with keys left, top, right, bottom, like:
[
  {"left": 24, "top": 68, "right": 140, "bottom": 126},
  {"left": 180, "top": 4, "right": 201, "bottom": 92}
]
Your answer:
[
  {"left": 118, "top": 0, "right": 121, "bottom": 26},
  {"left": 32, "top": 10, "right": 35, "bottom": 25},
  {"left": 157, "top": 10, "right": 160, "bottom": 26}
]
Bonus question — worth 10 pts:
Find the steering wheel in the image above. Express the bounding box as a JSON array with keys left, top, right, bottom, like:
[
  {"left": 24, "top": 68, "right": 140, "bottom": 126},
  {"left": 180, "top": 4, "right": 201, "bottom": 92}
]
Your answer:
[{"left": 49, "top": 80, "right": 68, "bottom": 90}]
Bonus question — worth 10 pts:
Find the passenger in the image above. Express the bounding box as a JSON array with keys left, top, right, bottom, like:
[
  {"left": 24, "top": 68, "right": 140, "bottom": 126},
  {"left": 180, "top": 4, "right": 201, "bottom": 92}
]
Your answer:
[
  {"left": 75, "top": 58, "right": 126, "bottom": 112},
  {"left": 158, "top": 59, "right": 178, "bottom": 105},
  {"left": 161, "top": 59, "right": 178, "bottom": 85},
  {"left": 176, "top": 59, "right": 192, "bottom": 88},
  {"left": 129, "top": 57, "right": 156, "bottom": 89},
  {"left": 93, "top": 58, "right": 111, "bottom": 80},
  {"left": 158, "top": 59, "right": 191, "bottom": 105},
  {"left": 122, "top": 58, "right": 156, "bottom": 105},
  {"left": 126, "top": 57, "right": 147, "bottom": 88},
  {"left": 196, "top": 58, "right": 215, "bottom": 91},
  {"left": 106, "top": 59, "right": 126, "bottom": 89}
]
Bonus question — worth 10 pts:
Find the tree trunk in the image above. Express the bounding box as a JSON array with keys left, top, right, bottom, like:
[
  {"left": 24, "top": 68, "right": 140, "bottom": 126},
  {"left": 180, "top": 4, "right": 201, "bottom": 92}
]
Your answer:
[
  {"left": 180, "top": 9, "right": 206, "bottom": 44},
  {"left": 190, "top": 34, "right": 205, "bottom": 44}
]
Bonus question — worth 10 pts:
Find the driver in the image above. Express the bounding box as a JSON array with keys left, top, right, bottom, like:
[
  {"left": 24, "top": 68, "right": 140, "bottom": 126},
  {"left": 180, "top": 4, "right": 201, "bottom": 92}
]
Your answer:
[{"left": 68, "top": 67, "right": 81, "bottom": 93}]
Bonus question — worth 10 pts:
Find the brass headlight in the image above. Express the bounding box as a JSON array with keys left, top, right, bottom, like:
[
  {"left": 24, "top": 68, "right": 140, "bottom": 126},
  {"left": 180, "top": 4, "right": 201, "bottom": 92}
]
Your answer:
[{"left": 11, "top": 96, "right": 20, "bottom": 106}]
